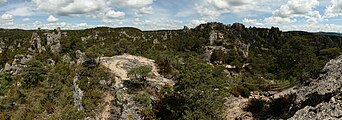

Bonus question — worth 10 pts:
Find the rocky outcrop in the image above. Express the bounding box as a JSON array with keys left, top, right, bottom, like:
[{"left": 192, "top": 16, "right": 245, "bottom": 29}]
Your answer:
[
  {"left": 75, "top": 50, "right": 86, "bottom": 65},
  {"left": 62, "top": 54, "right": 72, "bottom": 63},
  {"left": 29, "top": 32, "right": 45, "bottom": 53},
  {"left": 290, "top": 95, "right": 342, "bottom": 120},
  {"left": 73, "top": 72, "right": 84, "bottom": 111},
  {"left": 1, "top": 54, "right": 32, "bottom": 75},
  {"left": 183, "top": 26, "right": 190, "bottom": 33},
  {"left": 50, "top": 43, "right": 61, "bottom": 54},
  {"left": 295, "top": 55, "right": 342, "bottom": 105},
  {"left": 231, "top": 23, "right": 245, "bottom": 31},
  {"left": 289, "top": 55, "right": 342, "bottom": 119},
  {"left": 209, "top": 30, "right": 224, "bottom": 45},
  {"left": 46, "top": 27, "right": 62, "bottom": 46},
  {"left": 235, "top": 40, "right": 250, "bottom": 58},
  {"left": 46, "top": 27, "right": 62, "bottom": 54},
  {"left": 195, "top": 22, "right": 227, "bottom": 30},
  {"left": 100, "top": 54, "right": 174, "bottom": 120}
]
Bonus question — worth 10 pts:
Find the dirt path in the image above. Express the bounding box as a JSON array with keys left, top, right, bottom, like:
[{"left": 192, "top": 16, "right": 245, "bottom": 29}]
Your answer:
[
  {"left": 97, "top": 92, "right": 114, "bottom": 120},
  {"left": 224, "top": 96, "right": 252, "bottom": 120}
]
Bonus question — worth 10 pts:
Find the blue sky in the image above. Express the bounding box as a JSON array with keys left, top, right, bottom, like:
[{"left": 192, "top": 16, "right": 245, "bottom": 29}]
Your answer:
[{"left": 1, "top": 0, "right": 342, "bottom": 32}]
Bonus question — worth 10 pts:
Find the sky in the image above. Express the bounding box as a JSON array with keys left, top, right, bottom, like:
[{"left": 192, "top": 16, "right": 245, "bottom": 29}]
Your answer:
[{"left": 1, "top": 0, "right": 342, "bottom": 32}]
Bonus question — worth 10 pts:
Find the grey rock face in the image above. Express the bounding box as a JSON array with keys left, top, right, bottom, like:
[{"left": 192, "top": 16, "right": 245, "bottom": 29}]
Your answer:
[
  {"left": 62, "top": 54, "right": 72, "bottom": 63},
  {"left": 76, "top": 50, "right": 86, "bottom": 64},
  {"left": 295, "top": 55, "right": 342, "bottom": 104},
  {"left": 209, "top": 30, "right": 224, "bottom": 45},
  {"left": 30, "top": 32, "right": 45, "bottom": 53},
  {"left": 73, "top": 72, "right": 84, "bottom": 111},
  {"left": 50, "top": 43, "right": 61, "bottom": 54},
  {"left": 183, "top": 26, "right": 190, "bottom": 33},
  {"left": 3, "top": 63, "right": 11, "bottom": 72},
  {"left": 290, "top": 95, "right": 342, "bottom": 120},
  {"left": 2, "top": 54, "right": 32, "bottom": 75},
  {"left": 46, "top": 28, "right": 62, "bottom": 54},
  {"left": 289, "top": 55, "right": 342, "bottom": 119},
  {"left": 235, "top": 40, "right": 250, "bottom": 58}
]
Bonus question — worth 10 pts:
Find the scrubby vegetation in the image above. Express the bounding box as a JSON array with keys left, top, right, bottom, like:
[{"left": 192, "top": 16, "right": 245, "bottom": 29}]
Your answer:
[
  {"left": 0, "top": 22, "right": 342, "bottom": 119},
  {"left": 245, "top": 94, "right": 297, "bottom": 119}
]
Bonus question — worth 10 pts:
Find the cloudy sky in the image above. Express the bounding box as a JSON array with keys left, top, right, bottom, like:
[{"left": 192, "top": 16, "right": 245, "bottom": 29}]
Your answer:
[{"left": 1, "top": 0, "right": 342, "bottom": 32}]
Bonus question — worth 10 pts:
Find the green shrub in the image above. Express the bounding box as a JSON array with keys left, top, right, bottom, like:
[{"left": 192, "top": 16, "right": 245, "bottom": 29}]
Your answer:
[
  {"left": 133, "top": 93, "right": 152, "bottom": 106},
  {"left": 245, "top": 98, "right": 266, "bottom": 113},
  {"left": 0, "top": 72, "right": 12, "bottom": 96},
  {"left": 230, "top": 85, "right": 250, "bottom": 97},
  {"left": 128, "top": 65, "right": 153, "bottom": 82}
]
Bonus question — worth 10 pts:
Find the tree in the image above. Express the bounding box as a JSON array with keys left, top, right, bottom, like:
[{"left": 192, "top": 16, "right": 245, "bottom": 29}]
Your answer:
[
  {"left": 0, "top": 72, "right": 12, "bottom": 96},
  {"left": 128, "top": 65, "right": 152, "bottom": 82},
  {"left": 319, "top": 47, "right": 341, "bottom": 61},
  {"left": 156, "top": 57, "right": 229, "bottom": 120},
  {"left": 83, "top": 46, "right": 100, "bottom": 68},
  {"left": 21, "top": 59, "right": 47, "bottom": 88}
]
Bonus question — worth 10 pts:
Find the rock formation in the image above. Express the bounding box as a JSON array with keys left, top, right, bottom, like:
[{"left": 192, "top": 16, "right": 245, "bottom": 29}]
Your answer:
[
  {"left": 1, "top": 54, "right": 32, "bottom": 75},
  {"left": 100, "top": 54, "right": 174, "bottom": 120},
  {"left": 209, "top": 30, "right": 224, "bottom": 45},
  {"left": 73, "top": 72, "right": 84, "bottom": 111},
  {"left": 289, "top": 55, "right": 342, "bottom": 119},
  {"left": 29, "top": 32, "right": 45, "bottom": 53},
  {"left": 46, "top": 27, "right": 62, "bottom": 54}
]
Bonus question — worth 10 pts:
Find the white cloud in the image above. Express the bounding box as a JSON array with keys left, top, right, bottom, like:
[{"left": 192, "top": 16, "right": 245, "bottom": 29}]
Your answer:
[
  {"left": 206, "top": 0, "right": 257, "bottom": 12},
  {"left": 195, "top": 0, "right": 283, "bottom": 20},
  {"left": 273, "top": 0, "right": 319, "bottom": 18},
  {"left": 242, "top": 18, "right": 264, "bottom": 26},
  {"left": 136, "top": 6, "right": 154, "bottom": 15},
  {"left": 22, "top": 18, "right": 31, "bottom": 21},
  {"left": 1, "top": 13, "right": 13, "bottom": 21},
  {"left": 264, "top": 16, "right": 295, "bottom": 24},
  {"left": 282, "top": 24, "right": 342, "bottom": 33},
  {"left": 47, "top": 15, "right": 59, "bottom": 23},
  {"left": 105, "top": 10, "right": 125, "bottom": 19},
  {"left": 195, "top": 4, "right": 221, "bottom": 20},
  {"left": 7, "top": 7, "right": 34, "bottom": 16},
  {"left": 0, "top": 14, "right": 14, "bottom": 28},
  {"left": 32, "top": 0, "right": 109, "bottom": 16},
  {"left": 112, "top": 0, "right": 154, "bottom": 16},
  {"left": 133, "top": 18, "right": 183, "bottom": 30},
  {"left": 77, "top": 23, "right": 89, "bottom": 29},
  {"left": 112, "top": 0, "right": 153, "bottom": 8},
  {"left": 189, "top": 19, "right": 207, "bottom": 27},
  {"left": 0, "top": 0, "right": 6, "bottom": 3},
  {"left": 248, "top": 0, "right": 322, "bottom": 26},
  {"left": 325, "top": 0, "right": 342, "bottom": 18}
]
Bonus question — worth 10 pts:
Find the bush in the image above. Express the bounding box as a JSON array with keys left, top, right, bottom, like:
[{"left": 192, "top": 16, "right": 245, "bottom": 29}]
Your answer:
[
  {"left": 0, "top": 72, "right": 12, "bottom": 96},
  {"left": 269, "top": 94, "right": 296, "bottom": 116},
  {"left": 230, "top": 85, "right": 250, "bottom": 97},
  {"left": 246, "top": 98, "right": 267, "bottom": 113},
  {"left": 133, "top": 93, "right": 152, "bottom": 106},
  {"left": 128, "top": 65, "right": 153, "bottom": 82},
  {"left": 245, "top": 93, "right": 296, "bottom": 119},
  {"left": 21, "top": 59, "right": 47, "bottom": 88}
]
